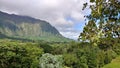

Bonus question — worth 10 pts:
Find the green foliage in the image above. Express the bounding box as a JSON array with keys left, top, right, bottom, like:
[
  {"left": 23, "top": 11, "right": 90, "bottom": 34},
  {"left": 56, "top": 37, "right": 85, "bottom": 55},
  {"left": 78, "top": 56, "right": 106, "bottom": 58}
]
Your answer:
[
  {"left": 52, "top": 42, "right": 111, "bottom": 68},
  {"left": 39, "top": 53, "right": 63, "bottom": 68},
  {"left": 75, "top": 46, "right": 99, "bottom": 68},
  {"left": 79, "top": 20, "right": 100, "bottom": 46},
  {"left": 112, "top": 41, "right": 120, "bottom": 55},
  {"left": 63, "top": 53, "right": 78, "bottom": 67},
  {"left": 104, "top": 50, "right": 117, "bottom": 64},
  {"left": 0, "top": 40, "right": 43, "bottom": 68},
  {"left": 39, "top": 42, "right": 53, "bottom": 53},
  {"left": 0, "top": 39, "right": 119, "bottom": 68},
  {"left": 79, "top": 0, "right": 120, "bottom": 46},
  {"left": 78, "top": 1, "right": 120, "bottom": 67},
  {"left": 103, "top": 56, "right": 120, "bottom": 68}
]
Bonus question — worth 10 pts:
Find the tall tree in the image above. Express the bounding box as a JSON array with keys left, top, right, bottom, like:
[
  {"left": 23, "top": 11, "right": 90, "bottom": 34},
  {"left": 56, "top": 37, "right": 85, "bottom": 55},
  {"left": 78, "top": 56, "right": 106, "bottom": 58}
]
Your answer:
[{"left": 79, "top": 0, "right": 120, "bottom": 45}]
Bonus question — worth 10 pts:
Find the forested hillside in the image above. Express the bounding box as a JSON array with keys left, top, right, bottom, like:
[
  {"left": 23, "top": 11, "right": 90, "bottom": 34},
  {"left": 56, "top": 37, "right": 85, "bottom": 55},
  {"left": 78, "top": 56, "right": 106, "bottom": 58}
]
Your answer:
[{"left": 0, "top": 11, "right": 71, "bottom": 42}]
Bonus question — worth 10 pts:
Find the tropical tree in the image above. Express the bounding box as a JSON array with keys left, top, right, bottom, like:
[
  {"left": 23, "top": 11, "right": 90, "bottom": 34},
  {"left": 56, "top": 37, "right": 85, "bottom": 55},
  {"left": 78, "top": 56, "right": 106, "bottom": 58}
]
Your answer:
[{"left": 79, "top": 0, "right": 120, "bottom": 46}]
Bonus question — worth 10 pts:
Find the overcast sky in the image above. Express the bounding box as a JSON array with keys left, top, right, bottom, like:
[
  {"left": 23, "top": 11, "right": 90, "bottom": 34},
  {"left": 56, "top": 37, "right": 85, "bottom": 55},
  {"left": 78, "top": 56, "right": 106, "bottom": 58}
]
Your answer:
[{"left": 0, "top": 0, "right": 89, "bottom": 40}]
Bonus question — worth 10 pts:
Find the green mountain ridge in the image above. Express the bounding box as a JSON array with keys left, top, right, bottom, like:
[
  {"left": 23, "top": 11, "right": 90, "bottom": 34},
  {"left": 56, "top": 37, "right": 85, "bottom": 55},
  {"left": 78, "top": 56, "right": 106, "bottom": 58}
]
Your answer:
[{"left": 0, "top": 11, "right": 71, "bottom": 42}]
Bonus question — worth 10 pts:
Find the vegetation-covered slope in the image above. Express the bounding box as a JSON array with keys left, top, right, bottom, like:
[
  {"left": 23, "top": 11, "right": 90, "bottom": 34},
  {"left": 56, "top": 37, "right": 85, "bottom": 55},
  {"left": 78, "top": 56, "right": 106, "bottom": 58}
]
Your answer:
[
  {"left": 103, "top": 56, "right": 120, "bottom": 68},
  {"left": 0, "top": 11, "right": 71, "bottom": 42}
]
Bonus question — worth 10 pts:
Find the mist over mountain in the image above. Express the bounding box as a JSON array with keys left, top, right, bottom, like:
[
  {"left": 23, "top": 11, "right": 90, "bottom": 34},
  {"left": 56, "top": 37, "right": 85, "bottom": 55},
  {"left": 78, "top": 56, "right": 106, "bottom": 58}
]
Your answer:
[{"left": 0, "top": 11, "right": 71, "bottom": 42}]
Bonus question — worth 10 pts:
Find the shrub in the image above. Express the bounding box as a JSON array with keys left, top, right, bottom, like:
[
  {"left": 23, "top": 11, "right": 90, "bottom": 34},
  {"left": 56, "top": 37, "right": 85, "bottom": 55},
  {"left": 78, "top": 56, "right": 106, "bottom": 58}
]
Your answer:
[{"left": 39, "top": 53, "right": 63, "bottom": 68}]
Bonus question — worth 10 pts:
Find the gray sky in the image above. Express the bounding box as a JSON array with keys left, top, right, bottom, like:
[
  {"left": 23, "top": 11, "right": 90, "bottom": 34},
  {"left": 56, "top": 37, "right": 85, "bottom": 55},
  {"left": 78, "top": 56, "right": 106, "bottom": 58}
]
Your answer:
[{"left": 0, "top": 0, "right": 89, "bottom": 39}]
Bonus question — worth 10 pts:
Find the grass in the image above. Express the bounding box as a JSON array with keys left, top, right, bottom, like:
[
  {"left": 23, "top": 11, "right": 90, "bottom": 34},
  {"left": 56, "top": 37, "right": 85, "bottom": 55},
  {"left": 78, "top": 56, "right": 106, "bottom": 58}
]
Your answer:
[{"left": 103, "top": 56, "right": 120, "bottom": 68}]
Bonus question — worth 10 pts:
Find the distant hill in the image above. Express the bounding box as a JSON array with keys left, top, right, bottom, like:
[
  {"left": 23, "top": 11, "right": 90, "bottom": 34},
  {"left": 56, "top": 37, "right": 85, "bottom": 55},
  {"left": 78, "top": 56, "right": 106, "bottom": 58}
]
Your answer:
[{"left": 0, "top": 11, "right": 72, "bottom": 42}]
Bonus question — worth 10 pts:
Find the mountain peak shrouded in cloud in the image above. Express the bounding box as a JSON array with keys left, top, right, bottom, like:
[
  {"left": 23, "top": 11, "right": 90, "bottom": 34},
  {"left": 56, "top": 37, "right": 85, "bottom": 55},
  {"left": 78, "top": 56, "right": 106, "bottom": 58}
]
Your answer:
[
  {"left": 0, "top": 0, "right": 89, "bottom": 39},
  {"left": 0, "top": 11, "right": 72, "bottom": 42}
]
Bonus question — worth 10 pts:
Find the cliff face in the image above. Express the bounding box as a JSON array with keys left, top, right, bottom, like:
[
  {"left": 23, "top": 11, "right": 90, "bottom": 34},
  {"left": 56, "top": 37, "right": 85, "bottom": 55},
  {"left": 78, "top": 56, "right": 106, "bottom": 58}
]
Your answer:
[{"left": 0, "top": 11, "right": 70, "bottom": 42}]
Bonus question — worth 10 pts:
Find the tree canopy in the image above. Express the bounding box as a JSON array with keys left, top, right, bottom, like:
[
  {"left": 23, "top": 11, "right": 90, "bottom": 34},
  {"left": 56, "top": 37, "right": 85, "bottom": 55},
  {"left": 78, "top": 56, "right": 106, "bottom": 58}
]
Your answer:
[{"left": 79, "top": 0, "right": 120, "bottom": 45}]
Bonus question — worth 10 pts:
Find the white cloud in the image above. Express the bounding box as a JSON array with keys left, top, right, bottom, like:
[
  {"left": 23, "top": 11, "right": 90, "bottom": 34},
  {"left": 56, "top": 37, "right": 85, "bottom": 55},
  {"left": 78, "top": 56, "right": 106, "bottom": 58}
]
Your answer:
[
  {"left": 60, "top": 29, "right": 81, "bottom": 40},
  {"left": 71, "top": 11, "right": 85, "bottom": 21},
  {"left": 0, "top": 0, "right": 89, "bottom": 39}
]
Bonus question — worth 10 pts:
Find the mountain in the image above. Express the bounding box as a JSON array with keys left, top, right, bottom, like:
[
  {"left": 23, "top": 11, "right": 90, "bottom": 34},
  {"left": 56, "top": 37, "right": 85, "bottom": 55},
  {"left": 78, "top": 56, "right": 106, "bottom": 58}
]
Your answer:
[{"left": 0, "top": 11, "right": 71, "bottom": 42}]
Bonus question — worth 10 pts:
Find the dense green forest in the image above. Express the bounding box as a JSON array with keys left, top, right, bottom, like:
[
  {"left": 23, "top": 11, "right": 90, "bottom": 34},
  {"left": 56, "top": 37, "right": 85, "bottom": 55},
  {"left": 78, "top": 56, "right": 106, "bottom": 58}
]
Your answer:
[
  {"left": 0, "top": 0, "right": 120, "bottom": 68},
  {"left": 0, "top": 38, "right": 120, "bottom": 68}
]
